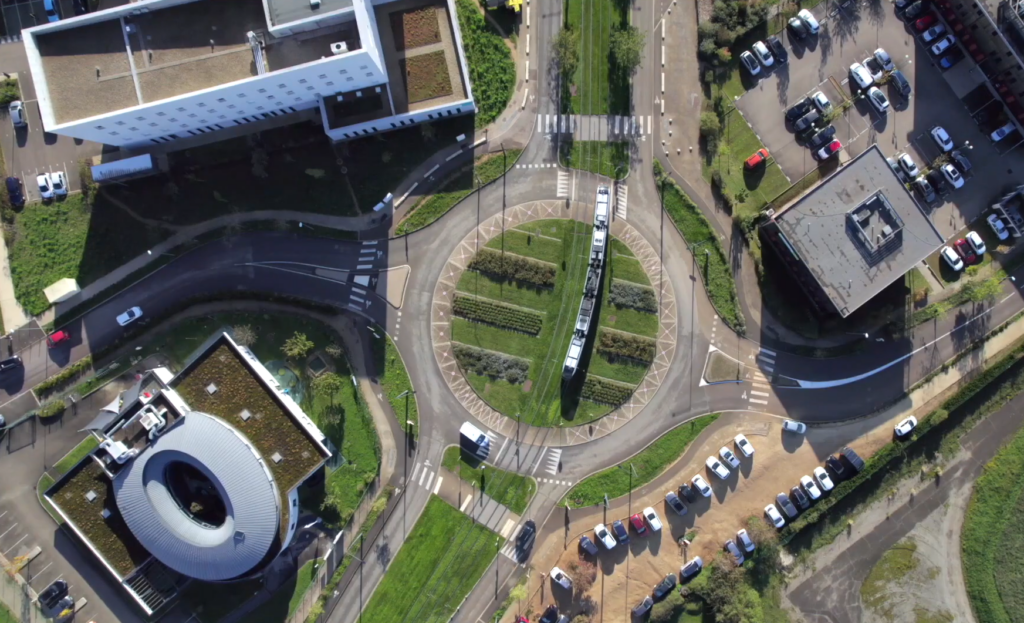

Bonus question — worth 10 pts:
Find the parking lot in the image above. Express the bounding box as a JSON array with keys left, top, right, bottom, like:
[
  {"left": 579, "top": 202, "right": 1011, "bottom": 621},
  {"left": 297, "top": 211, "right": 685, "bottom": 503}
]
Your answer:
[{"left": 735, "top": 0, "right": 1024, "bottom": 239}]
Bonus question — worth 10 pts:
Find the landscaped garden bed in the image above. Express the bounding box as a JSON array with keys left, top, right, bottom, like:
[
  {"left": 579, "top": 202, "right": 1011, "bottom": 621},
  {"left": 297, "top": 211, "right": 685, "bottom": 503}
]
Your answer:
[
  {"left": 454, "top": 0, "right": 514, "bottom": 127},
  {"left": 391, "top": 6, "right": 440, "bottom": 50},
  {"left": 402, "top": 51, "right": 453, "bottom": 103}
]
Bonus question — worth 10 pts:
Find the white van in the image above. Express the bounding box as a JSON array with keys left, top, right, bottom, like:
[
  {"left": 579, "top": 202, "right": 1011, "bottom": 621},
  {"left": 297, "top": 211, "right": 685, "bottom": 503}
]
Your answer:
[{"left": 459, "top": 421, "right": 491, "bottom": 458}]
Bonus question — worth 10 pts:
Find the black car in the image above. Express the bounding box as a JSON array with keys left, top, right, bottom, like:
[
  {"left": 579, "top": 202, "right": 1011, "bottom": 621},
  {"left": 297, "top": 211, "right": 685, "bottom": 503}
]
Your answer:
[
  {"left": 788, "top": 16, "right": 809, "bottom": 39},
  {"left": 825, "top": 455, "right": 846, "bottom": 480},
  {"left": 776, "top": 492, "right": 799, "bottom": 518},
  {"left": 793, "top": 110, "right": 822, "bottom": 133},
  {"left": 767, "top": 35, "right": 788, "bottom": 64},
  {"left": 579, "top": 534, "right": 599, "bottom": 556},
  {"left": 38, "top": 580, "right": 68, "bottom": 609},
  {"left": 840, "top": 446, "right": 865, "bottom": 472},
  {"left": 914, "top": 177, "right": 937, "bottom": 203},
  {"left": 539, "top": 605, "right": 559, "bottom": 623},
  {"left": 0, "top": 356, "right": 21, "bottom": 375},
  {"left": 611, "top": 519, "right": 629, "bottom": 544},
  {"left": 678, "top": 483, "right": 697, "bottom": 503},
  {"left": 904, "top": 0, "right": 928, "bottom": 20},
  {"left": 807, "top": 125, "right": 836, "bottom": 149},
  {"left": 890, "top": 69, "right": 912, "bottom": 98},
  {"left": 927, "top": 169, "right": 947, "bottom": 194},
  {"left": 515, "top": 520, "right": 536, "bottom": 561},
  {"left": 652, "top": 574, "right": 677, "bottom": 601},
  {"left": 785, "top": 98, "right": 814, "bottom": 123},
  {"left": 790, "top": 486, "right": 810, "bottom": 510},
  {"left": 5, "top": 177, "right": 23, "bottom": 208}
]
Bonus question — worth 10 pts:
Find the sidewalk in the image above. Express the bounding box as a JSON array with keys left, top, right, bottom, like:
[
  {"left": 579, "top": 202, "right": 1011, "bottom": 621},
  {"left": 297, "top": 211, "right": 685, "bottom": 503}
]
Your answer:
[{"left": 0, "top": 228, "right": 29, "bottom": 331}]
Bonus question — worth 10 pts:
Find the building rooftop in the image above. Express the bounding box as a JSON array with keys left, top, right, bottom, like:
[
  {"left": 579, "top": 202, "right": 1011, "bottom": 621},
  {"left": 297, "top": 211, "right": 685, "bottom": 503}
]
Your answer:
[
  {"left": 266, "top": 0, "right": 353, "bottom": 27},
  {"left": 769, "top": 146, "right": 945, "bottom": 317}
]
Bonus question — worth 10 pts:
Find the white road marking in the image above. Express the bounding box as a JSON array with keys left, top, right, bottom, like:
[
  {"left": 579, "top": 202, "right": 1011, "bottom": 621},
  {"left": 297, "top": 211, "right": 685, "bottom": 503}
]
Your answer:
[
  {"left": 0, "top": 524, "right": 17, "bottom": 540},
  {"left": 3, "top": 534, "right": 27, "bottom": 555},
  {"left": 460, "top": 495, "right": 473, "bottom": 512},
  {"left": 530, "top": 448, "right": 548, "bottom": 476},
  {"left": 759, "top": 347, "right": 777, "bottom": 356},
  {"left": 545, "top": 448, "right": 562, "bottom": 475},
  {"left": 418, "top": 466, "right": 428, "bottom": 487},
  {"left": 499, "top": 518, "right": 517, "bottom": 539},
  {"left": 433, "top": 476, "right": 443, "bottom": 494},
  {"left": 753, "top": 382, "right": 770, "bottom": 389},
  {"left": 424, "top": 470, "right": 435, "bottom": 490},
  {"left": 748, "top": 398, "right": 769, "bottom": 405},
  {"left": 750, "top": 390, "right": 770, "bottom": 397}
]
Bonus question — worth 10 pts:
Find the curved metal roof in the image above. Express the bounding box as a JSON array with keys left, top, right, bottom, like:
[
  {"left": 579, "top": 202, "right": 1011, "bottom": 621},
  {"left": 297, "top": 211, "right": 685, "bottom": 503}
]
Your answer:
[{"left": 113, "top": 412, "right": 281, "bottom": 581}]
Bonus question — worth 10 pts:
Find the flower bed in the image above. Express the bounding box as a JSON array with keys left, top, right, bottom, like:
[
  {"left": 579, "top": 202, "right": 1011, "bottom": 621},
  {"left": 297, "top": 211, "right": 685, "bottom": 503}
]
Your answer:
[
  {"left": 453, "top": 294, "right": 543, "bottom": 335},
  {"left": 391, "top": 7, "right": 441, "bottom": 50},
  {"left": 402, "top": 51, "right": 453, "bottom": 104}
]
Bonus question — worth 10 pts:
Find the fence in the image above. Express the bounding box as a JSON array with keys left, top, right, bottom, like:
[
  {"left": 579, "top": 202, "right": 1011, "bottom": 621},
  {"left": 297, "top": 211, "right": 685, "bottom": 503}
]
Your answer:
[{"left": 0, "top": 550, "right": 52, "bottom": 623}]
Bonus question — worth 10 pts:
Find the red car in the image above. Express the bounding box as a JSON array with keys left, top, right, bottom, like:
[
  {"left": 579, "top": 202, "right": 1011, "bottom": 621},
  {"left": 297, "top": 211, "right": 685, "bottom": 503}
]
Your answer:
[
  {"left": 515, "top": 617, "right": 529, "bottom": 623},
  {"left": 914, "top": 14, "right": 937, "bottom": 31},
  {"left": 744, "top": 148, "right": 770, "bottom": 169},
  {"left": 629, "top": 513, "right": 648, "bottom": 536},
  {"left": 954, "top": 238, "right": 977, "bottom": 264},
  {"left": 46, "top": 330, "right": 70, "bottom": 348}
]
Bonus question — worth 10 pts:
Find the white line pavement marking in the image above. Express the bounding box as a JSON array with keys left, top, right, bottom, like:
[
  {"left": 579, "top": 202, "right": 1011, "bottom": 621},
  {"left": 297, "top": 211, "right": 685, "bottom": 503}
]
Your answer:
[
  {"left": 433, "top": 476, "right": 443, "bottom": 494},
  {"left": 500, "top": 519, "right": 517, "bottom": 539},
  {"left": 751, "top": 391, "right": 770, "bottom": 397},
  {"left": 460, "top": 495, "right": 473, "bottom": 512},
  {"left": 759, "top": 347, "right": 777, "bottom": 356},
  {"left": 3, "top": 535, "right": 27, "bottom": 555},
  {"left": 530, "top": 447, "right": 548, "bottom": 476},
  {"left": 418, "top": 466, "right": 427, "bottom": 486},
  {"left": 0, "top": 524, "right": 17, "bottom": 540},
  {"left": 748, "top": 398, "right": 769, "bottom": 405},
  {"left": 753, "top": 382, "right": 770, "bottom": 389},
  {"left": 425, "top": 470, "right": 435, "bottom": 490}
]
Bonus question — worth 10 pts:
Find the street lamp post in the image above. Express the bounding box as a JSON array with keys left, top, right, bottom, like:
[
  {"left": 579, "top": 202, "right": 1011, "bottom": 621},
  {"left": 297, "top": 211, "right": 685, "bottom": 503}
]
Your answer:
[
  {"left": 616, "top": 462, "right": 638, "bottom": 621},
  {"left": 396, "top": 389, "right": 416, "bottom": 537}
]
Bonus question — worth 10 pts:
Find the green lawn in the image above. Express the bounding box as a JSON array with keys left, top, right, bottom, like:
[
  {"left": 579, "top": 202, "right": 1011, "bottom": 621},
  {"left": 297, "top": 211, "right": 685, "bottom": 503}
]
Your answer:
[
  {"left": 37, "top": 473, "right": 61, "bottom": 524},
  {"left": 360, "top": 495, "right": 501, "bottom": 623},
  {"left": 455, "top": 0, "right": 515, "bottom": 127},
  {"left": 962, "top": 421, "right": 1024, "bottom": 623},
  {"left": 562, "top": 414, "right": 719, "bottom": 507},
  {"left": 0, "top": 602, "right": 17, "bottom": 623},
  {"left": 861, "top": 539, "right": 919, "bottom": 618},
  {"left": 703, "top": 109, "right": 791, "bottom": 220},
  {"left": 562, "top": 141, "right": 629, "bottom": 179},
  {"left": 396, "top": 149, "right": 522, "bottom": 235},
  {"left": 52, "top": 435, "right": 99, "bottom": 476},
  {"left": 372, "top": 331, "right": 419, "bottom": 437},
  {"left": 441, "top": 446, "right": 536, "bottom": 514},
  {"left": 566, "top": 0, "right": 628, "bottom": 114},
  {"left": 287, "top": 560, "right": 318, "bottom": 619}
]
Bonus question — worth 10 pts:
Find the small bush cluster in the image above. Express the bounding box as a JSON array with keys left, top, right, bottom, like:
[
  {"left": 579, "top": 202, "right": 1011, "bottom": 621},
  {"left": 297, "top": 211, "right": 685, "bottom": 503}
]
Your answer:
[
  {"left": 581, "top": 376, "right": 635, "bottom": 406},
  {"left": 35, "top": 356, "right": 93, "bottom": 398},
  {"left": 598, "top": 330, "right": 655, "bottom": 363},
  {"left": 453, "top": 295, "right": 543, "bottom": 335},
  {"left": 609, "top": 281, "right": 658, "bottom": 314},
  {"left": 452, "top": 343, "right": 530, "bottom": 384},
  {"left": 467, "top": 248, "right": 556, "bottom": 288},
  {"left": 38, "top": 399, "right": 66, "bottom": 419}
]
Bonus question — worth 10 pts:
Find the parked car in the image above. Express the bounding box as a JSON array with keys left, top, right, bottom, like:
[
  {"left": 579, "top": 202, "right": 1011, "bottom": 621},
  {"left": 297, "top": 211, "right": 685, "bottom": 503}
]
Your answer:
[
  {"left": 849, "top": 62, "right": 874, "bottom": 90},
  {"left": 680, "top": 556, "right": 704, "bottom": 580},
  {"left": 782, "top": 420, "right": 807, "bottom": 434},
  {"left": 787, "top": 16, "right": 809, "bottom": 39},
  {"left": 941, "top": 245, "right": 964, "bottom": 271},
  {"left": 951, "top": 150, "right": 972, "bottom": 174},
  {"left": 798, "top": 8, "right": 820, "bottom": 33},
  {"left": 5, "top": 177, "right": 24, "bottom": 207},
  {"left": 37, "top": 173, "right": 54, "bottom": 200},
  {"left": 579, "top": 534, "right": 599, "bottom": 556},
  {"left": 632, "top": 596, "right": 654, "bottom": 618},
  {"left": 939, "top": 47, "right": 965, "bottom": 69},
  {"left": 47, "top": 330, "right": 70, "bottom": 348},
  {"left": 776, "top": 492, "right": 799, "bottom": 518},
  {"left": 813, "top": 466, "right": 835, "bottom": 492},
  {"left": 913, "top": 176, "right": 936, "bottom": 203},
  {"left": 611, "top": 519, "right": 629, "bottom": 544},
  {"left": 942, "top": 163, "right": 965, "bottom": 189},
  {"left": 767, "top": 35, "right": 788, "bottom": 64},
  {"left": 642, "top": 507, "right": 663, "bottom": 531},
  {"left": 895, "top": 416, "right": 918, "bottom": 437},
  {"left": 992, "top": 122, "right": 1017, "bottom": 142},
  {"left": 867, "top": 87, "right": 890, "bottom": 114},
  {"left": 595, "top": 524, "right": 617, "bottom": 549},
  {"left": 904, "top": 0, "right": 929, "bottom": 19},
  {"left": 52, "top": 171, "right": 68, "bottom": 197},
  {"left": 0, "top": 356, "right": 22, "bottom": 375},
  {"left": 967, "top": 230, "right": 986, "bottom": 255},
  {"left": 811, "top": 90, "right": 832, "bottom": 114},
  {"left": 794, "top": 110, "right": 821, "bottom": 133},
  {"left": 841, "top": 446, "right": 866, "bottom": 472},
  {"left": 890, "top": 69, "right": 913, "bottom": 98},
  {"left": 37, "top": 580, "right": 68, "bottom": 609},
  {"left": 874, "top": 47, "right": 895, "bottom": 71},
  {"left": 665, "top": 491, "right": 687, "bottom": 516},
  {"left": 927, "top": 169, "right": 948, "bottom": 195},
  {"left": 117, "top": 306, "right": 144, "bottom": 326},
  {"left": 988, "top": 214, "right": 1010, "bottom": 240},
  {"left": 725, "top": 539, "right": 745, "bottom": 565},
  {"left": 692, "top": 474, "right": 712, "bottom": 497},
  {"left": 737, "top": 529, "right": 756, "bottom": 552},
  {"left": 629, "top": 513, "right": 648, "bottom": 536},
  {"left": 785, "top": 98, "right": 814, "bottom": 122},
  {"left": 740, "top": 51, "right": 761, "bottom": 76},
  {"left": 914, "top": 13, "right": 938, "bottom": 30},
  {"left": 897, "top": 152, "right": 920, "bottom": 178},
  {"left": 806, "top": 126, "right": 836, "bottom": 152},
  {"left": 551, "top": 567, "right": 572, "bottom": 590},
  {"left": 43, "top": 0, "right": 60, "bottom": 22},
  {"left": 752, "top": 40, "right": 774, "bottom": 66},
  {"left": 863, "top": 56, "right": 885, "bottom": 82},
  {"left": 652, "top": 574, "right": 677, "bottom": 601},
  {"left": 790, "top": 486, "right": 810, "bottom": 510},
  {"left": 719, "top": 446, "right": 741, "bottom": 469},
  {"left": 931, "top": 126, "right": 954, "bottom": 151},
  {"left": 9, "top": 100, "right": 25, "bottom": 128},
  {"left": 734, "top": 434, "right": 755, "bottom": 457},
  {"left": 921, "top": 24, "right": 947, "bottom": 42},
  {"left": 706, "top": 456, "right": 731, "bottom": 480},
  {"left": 745, "top": 148, "right": 770, "bottom": 169},
  {"left": 539, "top": 605, "right": 559, "bottom": 623},
  {"left": 800, "top": 475, "right": 822, "bottom": 500},
  {"left": 765, "top": 504, "right": 785, "bottom": 528},
  {"left": 678, "top": 482, "right": 697, "bottom": 503},
  {"left": 826, "top": 455, "right": 847, "bottom": 480},
  {"left": 930, "top": 34, "right": 956, "bottom": 56}
]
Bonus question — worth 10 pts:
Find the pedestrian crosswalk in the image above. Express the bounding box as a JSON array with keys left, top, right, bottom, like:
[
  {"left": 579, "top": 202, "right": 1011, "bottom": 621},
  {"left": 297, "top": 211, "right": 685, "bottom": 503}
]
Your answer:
[
  {"left": 544, "top": 448, "right": 562, "bottom": 475},
  {"left": 616, "top": 184, "right": 628, "bottom": 220},
  {"left": 409, "top": 460, "right": 444, "bottom": 494},
  {"left": 0, "top": 34, "right": 22, "bottom": 46},
  {"left": 515, "top": 163, "right": 557, "bottom": 169},
  {"left": 557, "top": 170, "right": 569, "bottom": 198},
  {"left": 537, "top": 477, "right": 573, "bottom": 486},
  {"left": 536, "top": 114, "right": 653, "bottom": 139},
  {"left": 499, "top": 527, "right": 522, "bottom": 561}
]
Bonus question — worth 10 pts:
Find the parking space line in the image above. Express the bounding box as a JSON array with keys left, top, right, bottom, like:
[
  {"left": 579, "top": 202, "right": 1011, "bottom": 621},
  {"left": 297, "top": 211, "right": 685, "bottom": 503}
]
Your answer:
[
  {"left": 28, "top": 562, "right": 52, "bottom": 582},
  {"left": 3, "top": 534, "right": 27, "bottom": 555},
  {"left": 0, "top": 523, "right": 18, "bottom": 540},
  {"left": 0, "top": 512, "right": 7, "bottom": 521}
]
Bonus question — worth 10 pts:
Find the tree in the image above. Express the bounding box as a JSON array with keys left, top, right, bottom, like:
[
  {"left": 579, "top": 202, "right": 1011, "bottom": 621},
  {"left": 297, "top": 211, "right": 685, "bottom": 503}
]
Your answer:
[
  {"left": 567, "top": 558, "right": 597, "bottom": 599},
  {"left": 508, "top": 582, "right": 528, "bottom": 614},
  {"left": 312, "top": 372, "right": 344, "bottom": 403},
  {"left": 325, "top": 343, "right": 343, "bottom": 358},
  {"left": 233, "top": 324, "right": 257, "bottom": 347},
  {"left": 552, "top": 27, "right": 580, "bottom": 78},
  {"left": 282, "top": 331, "right": 314, "bottom": 359},
  {"left": 610, "top": 25, "right": 646, "bottom": 76},
  {"left": 700, "top": 112, "right": 721, "bottom": 139},
  {"left": 745, "top": 516, "right": 782, "bottom": 590},
  {"left": 962, "top": 277, "right": 1002, "bottom": 303}
]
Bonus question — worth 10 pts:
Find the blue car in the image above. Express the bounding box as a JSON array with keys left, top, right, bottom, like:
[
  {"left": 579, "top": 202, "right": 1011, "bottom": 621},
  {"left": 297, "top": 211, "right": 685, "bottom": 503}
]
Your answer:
[
  {"left": 611, "top": 519, "right": 629, "bottom": 544},
  {"left": 43, "top": 0, "right": 60, "bottom": 22}
]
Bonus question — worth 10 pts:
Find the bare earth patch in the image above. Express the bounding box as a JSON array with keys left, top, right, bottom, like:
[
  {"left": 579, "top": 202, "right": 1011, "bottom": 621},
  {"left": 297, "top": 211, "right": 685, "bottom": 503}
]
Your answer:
[
  {"left": 391, "top": 6, "right": 441, "bottom": 51},
  {"left": 402, "top": 51, "right": 453, "bottom": 103}
]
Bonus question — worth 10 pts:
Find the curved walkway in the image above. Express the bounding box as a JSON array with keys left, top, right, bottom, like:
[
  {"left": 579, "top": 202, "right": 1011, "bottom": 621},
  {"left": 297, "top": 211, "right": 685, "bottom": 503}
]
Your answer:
[{"left": 429, "top": 199, "right": 678, "bottom": 446}]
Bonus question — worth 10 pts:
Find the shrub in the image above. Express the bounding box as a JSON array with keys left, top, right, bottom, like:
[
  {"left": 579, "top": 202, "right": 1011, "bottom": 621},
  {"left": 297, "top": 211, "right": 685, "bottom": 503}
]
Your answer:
[
  {"left": 467, "top": 248, "right": 556, "bottom": 288},
  {"left": 453, "top": 295, "right": 543, "bottom": 334},
  {"left": 598, "top": 330, "right": 655, "bottom": 363},
  {"left": 78, "top": 159, "right": 98, "bottom": 206},
  {"left": 700, "top": 112, "right": 721, "bottom": 139},
  {"left": 452, "top": 343, "right": 530, "bottom": 384},
  {"left": 581, "top": 376, "right": 635, "bottom": 406},
  {"left": 38, "top": 399, "right": 66, "bottom": 419},
  {"left": 0, "top": 78, "right": 19, "bottom": 106},
  {"left": 35, "top": 356, "right": 93, "bottom": 398},
  {"left": 609, "top": 281, "right": 658, "bottom": 313},
  {"left": 455, "top": 0, "right": 514, "bottom": 127}
]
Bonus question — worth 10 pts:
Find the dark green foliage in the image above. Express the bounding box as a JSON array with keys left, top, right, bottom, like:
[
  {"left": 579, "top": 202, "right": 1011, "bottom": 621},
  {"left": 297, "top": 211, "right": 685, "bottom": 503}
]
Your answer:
[
  {"left": 466, "top": 248, "right": 556, "bottom": 288},
  {"left": 453, "top": 295, "right": 544, "bottom": 334},
  {"left": 35, "top": 356, "right": 93, "bottom": 398},
  {"left": 0, "top": 78, "right": 19, "bottom": 106},
  {"left": 455, "top": 0, "right": 515, "bottom": 127},
  {"left": 598, "top": 330, "right": 655, "bottom": 363},
  {"left": 609, "top": 281, "right": 658, "bottom": 313},
  {"left": 581, "top": 375, "right": 634, "bottom": 406},
  {"left": 38, "top": 399, "right": 67, "bottom": 419},
  {"left": 452, "top": 343, "right": 530, "bottom": 384}
]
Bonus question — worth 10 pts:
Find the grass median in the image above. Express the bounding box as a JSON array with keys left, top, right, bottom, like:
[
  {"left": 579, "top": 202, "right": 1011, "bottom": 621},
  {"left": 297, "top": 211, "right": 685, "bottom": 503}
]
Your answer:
[
  {"left": 562, "top": 413, "right": 719, "bottom": 507},
  {"left": 52, "top": 435, "right": 100, "bottom": 476},
  {"left": 372, "top": 331, "right": 419, "bottom": 437},
  {"left": 561, "top": 141, "right": 629, "bottom": 179},
  {"left": 441, "top": 446, "right": 536, "bottom": 514}
]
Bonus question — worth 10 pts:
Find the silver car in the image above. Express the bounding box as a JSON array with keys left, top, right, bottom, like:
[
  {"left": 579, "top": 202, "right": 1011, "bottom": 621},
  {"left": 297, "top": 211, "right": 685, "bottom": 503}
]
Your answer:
[{"left": 116, "top": 306, "right": 144, "bottom": 326}]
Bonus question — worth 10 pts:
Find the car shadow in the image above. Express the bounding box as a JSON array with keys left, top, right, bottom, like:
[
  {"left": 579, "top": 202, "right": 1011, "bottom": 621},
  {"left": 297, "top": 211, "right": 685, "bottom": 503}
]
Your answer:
[
  {"left": 739, "top": 456, "right": 754, "bottom": 479},
  {"left": 781, "top": 432, "right": 806, "bottom": 453}
]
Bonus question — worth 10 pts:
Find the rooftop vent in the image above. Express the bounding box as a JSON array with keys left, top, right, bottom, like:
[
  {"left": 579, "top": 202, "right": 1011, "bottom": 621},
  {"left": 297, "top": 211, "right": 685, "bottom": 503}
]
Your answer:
[
  {"left": 239, "top": 409, "right": 252, "bottom": 422},
  {"left": 331, "top": 42, "right": 349, "bottom": 56},
  {"left": 101, "top": 508, "right": 111, "bottom": 519},
  {"left": 310, "top": 0, "right": 321, "bottom": 8},
  {"left": 85, "top": 490, "right": 98, "bottom": 503},
  {"left": 271, "top": 452, "right": 283, "bottom": 464},
  {"left": 206, "top": 383, "right": 218, "bottom": 395}
]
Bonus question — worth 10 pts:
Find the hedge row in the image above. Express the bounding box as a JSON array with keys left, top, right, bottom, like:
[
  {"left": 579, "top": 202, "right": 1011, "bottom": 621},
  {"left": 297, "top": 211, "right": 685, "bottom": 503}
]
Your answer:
[
  {"left": 452, "top": 343, "right": 530, "bottom": 384},
  {"left": 582, "top": 376, "right": 635, "bottom": 406},
  {"left": 609, "top": 281, "right": 658, "bottom": 314},
  {"left": 38, "top": 399, "right": 66, "bottom": 419},
  {"left": 466, "top": 248, "right": 555, "bottom": 289},
  {"left": 34, "top": 356, "right": 92, "bottom": 398},
  {"left": 452, "top": 295, "right": 543, "bottom": 335},
  {"left": 598, "top": 330, "right": 656, "bottom": 363}
]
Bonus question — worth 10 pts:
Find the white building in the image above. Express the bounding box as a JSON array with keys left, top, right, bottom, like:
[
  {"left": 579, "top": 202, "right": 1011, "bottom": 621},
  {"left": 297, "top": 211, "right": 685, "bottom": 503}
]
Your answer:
[{"left": 22, "top": 0, "right": 475, "bottom": 149}]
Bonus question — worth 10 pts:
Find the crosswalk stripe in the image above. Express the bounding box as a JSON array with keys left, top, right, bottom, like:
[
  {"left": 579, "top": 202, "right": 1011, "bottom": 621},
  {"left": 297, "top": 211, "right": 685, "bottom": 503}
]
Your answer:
[
  {"left": 433, "top": 476, "right": 443, "bottom": 494},
  {"left": 759, "top": 347, "right": 777, "bottom": 356},
  {"left": 756, "top": 353, "right": 775, "bottom": 364},
  {"left": 545, "top": 448, "right": 562, "bottom": 475},
  {"left": 760, "top": 364, "right": 775, "bottom": 373},
  {"left": 751, "top": 390, "right": 770, "bottom": 397},
  {"left": 753, "top": 382, "right": 770, "bottom": 389},
  {"left": 749, "top": 398, "right": 769, "bottom": 405},
  {"left": 647, "top": 115, "right": 652, "bottom": 134},
  {"left": 423, "top": 469, "right": 433, "bottom": 489},
  {"left": 418, "top": 466, "right": 427, "bottom": 486},
  {"left": 499, "top": 519, "right": 517, "bottom": 539},
  {"left": 411, "top": 463, "right": 421, "bottom": 483},
  {"left": 460, "top": 495, "right": 473, "bottom": 512}
]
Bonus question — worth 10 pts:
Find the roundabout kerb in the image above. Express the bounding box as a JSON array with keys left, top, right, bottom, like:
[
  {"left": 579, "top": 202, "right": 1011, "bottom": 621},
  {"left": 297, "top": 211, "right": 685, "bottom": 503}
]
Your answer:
[{"left": 430, "top": 199, "right": 678, "bottom": 447}]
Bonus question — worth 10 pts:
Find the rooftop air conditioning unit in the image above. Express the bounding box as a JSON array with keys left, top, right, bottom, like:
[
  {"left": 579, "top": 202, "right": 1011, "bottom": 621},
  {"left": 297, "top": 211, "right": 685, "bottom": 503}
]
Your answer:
[
  {"left": 310, "top": 0, "right": 321, "bottom": 8},
  {"left": 331, "top": 41, "right": 348, "bottom": 55}
]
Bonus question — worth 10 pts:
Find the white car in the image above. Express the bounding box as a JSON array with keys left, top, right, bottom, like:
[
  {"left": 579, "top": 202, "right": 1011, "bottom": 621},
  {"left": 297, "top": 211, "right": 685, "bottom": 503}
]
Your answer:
[
  {"left": 51, "top": 171, "right": 68, "bottom": 197},
  {"left": 765, "top": 504, "right": 785, "bottom": 528},
  {"left": 706, "top": 456, "right": 731, "bottom": 480},
  {"left": 895, "top": 416, "right": 918, "bottom": 437},
  {"left": 863, "top": 56, "right": 884, "bottom": 82},
  {"left": 782, "top": 420, "right": 807, "bottom": 434},
  {"left": 930, "top": 34, "right": 956, "bottom": 56},
  {"left": 692, "top": 474, "right": 712, "bottom": 497},
  {"left": 9, "top": 100, "right": 26, "bottom": 128},
  {"left": 752, "top": 40, "right": 773, "bottom": 66},
  {"left": 798, "top": 8, "right": 820, "bottom": 34},
  {"left": 992, "top": 122, "right": 1016, "bottom": 142},
  {"left": 874, "top": 47, "right": 895, "bottom": 71},
  {"left": 737, "top": 529, "right": 756, "bottom": 552},
  {"left": 594, "top": 524, "right": 617, "bottom": 549},
  {"left": 941, "top": 245, "right": 964, "bottom": 271},
  {"left": 800, "top": 475, "right": 822, "bottom": 500},
  {"left": 734, "top": 434, "right": 755, "bottom": 457},
  {"left": 897, "top": 152, "right": 920, "bottom": 178},
  {"left": 867, "top": 87, "right": 889, "bottom": 114},
  {"left": 551, "top": 566, "right": 572, "bottom": 590},
  {"left": 642, "top": 507, "right": 663, "bottom": 532},
  {"left": 931, "top": 126, "right": 954, "bottom": 151},
  {"left": 37, "top": 173, "right": 54, "bottom": 200},
  {"left": 681, "top": 556, "right": 704, "bottom": 579},
  {"left": 849, "top": 62, "right": 874, "bottom": 90},
  {"left": 725, "top": 539, "right": 745, "bottom": 565},
  {"left": 988, "top": 214, "right": 1010, "bottom": 241},
  {"left": 117, "top": 306, "right": 143, "bottom": 326},
  {"left": 740, "top": 50, "right": 761, "bottom": 76},
  {"left": 967, "top": 230, "right": 986, "bottom": 255},
  {"left": 811, "top": 90, "right": 832, "bottom": 114},
  {"left": 941, "top": 163, "right": 964, "bottom": 189},
  {"left": 719, "top": 446, "right": 741, "bottom": 469},
  {"left": 813, "top": 466, "right": 834, "bottom": 492},
  {"left": 921, "top": 23, "right": 947, "bottom": 43}
]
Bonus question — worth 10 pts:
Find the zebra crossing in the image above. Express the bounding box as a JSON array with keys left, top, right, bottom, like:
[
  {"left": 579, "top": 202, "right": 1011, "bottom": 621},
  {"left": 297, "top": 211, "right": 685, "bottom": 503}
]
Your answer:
[
  {"left": 537, "top": 477, "right": 573, "bottom": 486},
  {"left": 408, "top": 460, "right": 444, "bottom": 494},
  {"left": 0, "top": 34, "right": 21, "bottom": 45},
  {"left": 743, "top": 347, "right": 775, "bottom": 408},
  {"left": 556, "top": 170, "right": 569, "bottom": 198},
  {"left": 515, "top": 163, "right": 557, "bottom": 169},
  {"left": 616, "top": 184, "right": 628, "bottom": 220},
  {"left": 542, "top": 448, "right": 562, "bottom": 475},
  {"left": 499, "top": 524, "right": 524, "bottom": 561},
  {"left": 535, "top": 114, "right": 653, "bottom": 140}
]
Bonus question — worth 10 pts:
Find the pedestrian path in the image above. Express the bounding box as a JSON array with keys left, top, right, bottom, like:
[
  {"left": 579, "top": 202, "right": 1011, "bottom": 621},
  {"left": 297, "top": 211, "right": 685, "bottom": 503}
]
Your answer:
[
  {"left": 556, "top": 170, "right": 569, "bottom": 198},
  {"left": 535, "top": 114, "right": 653, "bottom": 140}
]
